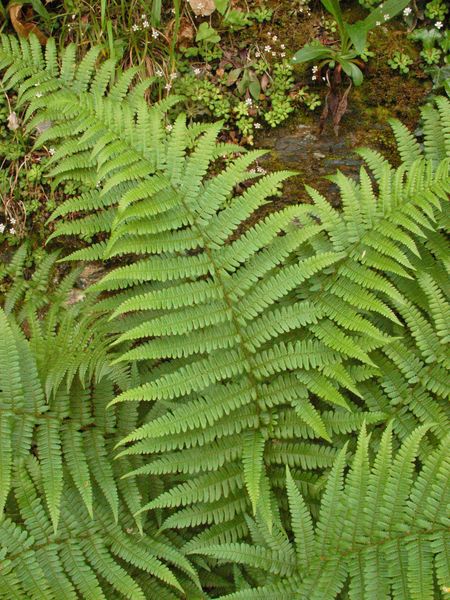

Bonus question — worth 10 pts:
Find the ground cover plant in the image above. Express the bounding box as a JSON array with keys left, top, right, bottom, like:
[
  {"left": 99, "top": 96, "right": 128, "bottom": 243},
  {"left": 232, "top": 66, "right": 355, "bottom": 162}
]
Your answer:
[{"left": 0, "top": 1, "right": 449, "bottom": 598}]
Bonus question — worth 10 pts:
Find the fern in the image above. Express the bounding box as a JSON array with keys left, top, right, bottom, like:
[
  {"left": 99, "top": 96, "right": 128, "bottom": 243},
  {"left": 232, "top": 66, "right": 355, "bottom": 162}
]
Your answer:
[
  {"left": 0, "top": 35, "right": 449, "bottom": 598},
  {"left": 100, "top": 113, "right": 448, "bottom": 531},
  {"left": 1, "top": 459, "right": 192, "bottom": 598},
  {"left": 0, "top": 264, "right": 198, "bottom": 597},
  {"left": 193, "top": 426, "right": 450, "bottom": 600}
]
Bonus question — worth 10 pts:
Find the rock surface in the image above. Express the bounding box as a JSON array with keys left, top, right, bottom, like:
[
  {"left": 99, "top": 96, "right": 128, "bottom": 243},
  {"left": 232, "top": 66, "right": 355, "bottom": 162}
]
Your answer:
[{"left": 255, "top": 116, "right": 394, "bottom": 207}]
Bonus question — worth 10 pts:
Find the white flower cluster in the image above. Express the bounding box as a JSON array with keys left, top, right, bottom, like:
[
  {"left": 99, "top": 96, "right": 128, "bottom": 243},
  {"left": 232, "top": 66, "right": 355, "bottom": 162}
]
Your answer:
[
  {"left": 296, "top": 0, "right": 312, "bottom": 16},
  {"left": 261, "top": 33, "right": 287, "bottom": 59},
  {"left": 132, "top": 14, "right": 161, "bottom": 36},
  {"left": 0, "top": 217, "right": 17, "bottom": 235},
  {"left": 248, "top": 165, "right": 267, "bottom": 175}
]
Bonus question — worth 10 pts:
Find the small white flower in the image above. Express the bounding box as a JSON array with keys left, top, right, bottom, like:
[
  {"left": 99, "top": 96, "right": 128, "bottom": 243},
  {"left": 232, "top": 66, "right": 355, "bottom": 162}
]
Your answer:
[
  {"left": 254, "top": 122, "right": 262, "bottom": 129},
  {"left": 10, "top": 217, "right": 16, "bottom": 225},
  {"left": 272, "top": 51, "right": 277, "bottom": 57},
  {"left": 193, "top": 67, "right": 201, "bottom": 75},
  {"left": 256, "top": 166, "right": 266, "bottom": 174},
  {"left": 312, "top": 65, "right": 319, "bottom": 73},
  {"left": 383, "top": 13, "right": 390, "bottom": 20},
  {"left": 435, "top": 21, "right": 443, "bottom": 29},
  {"left": 49, "top": 148, "right": 56, "bottom": 155},
  {"left": 272, "top": 35, "right": 278, "bottom": 41},
  {"left": 255, "top": 50, "right": 261, "bottom": 57},
  {"left": 132, "top": 24, "right": 140, "bottom": 32},
  {"left": 166, "top": 124, "right": 173, "bottom": 132},
  {"left": 155, "top": 69, "right": 164, "bottom": 77},
  {"left": 170, "top": 72, "right": 178, "bottom": 80},
  {"left": 141, "top": 13, "right": 147, "bottom": 20},
  {"left": 264, "top": 45, "right": 272, "bottom": 52},
  {"left": 165, "top": 83, "right": 172, "bottom": 91},
  {"left": 152, "top": 28, "right": 159, "bottom": 38},
  {"left": 9, "top": 228, "right": 16, "bottom": 235},
  {"left": 280, "top": 52, "right": 286, "bottom": 58},
  {"left": 248, "top": 168, "right": 256, "bottom": 174},
  {"left": 376, "top": 20, "right": 381, "bottom": 25},
  {"left": 245, "top": 98, "right": 253, "bottom": 106},
  {"left": 35, "top": 92, "right": 43, "bottom": 98},
  {"left": 403, "top": 6, "right": 412, "bottom": 16},
  {"left": 280, "top": 44, "right": 286, "bottom": 50},
  {"left": 0, "top": 223, "right": 5, "bottom": 234},
  {"left": 142, "top": 20, "right": 150, "bottom": 29},
  {"left": 312, "top": 75, "right": 317, "bottom": 81}
]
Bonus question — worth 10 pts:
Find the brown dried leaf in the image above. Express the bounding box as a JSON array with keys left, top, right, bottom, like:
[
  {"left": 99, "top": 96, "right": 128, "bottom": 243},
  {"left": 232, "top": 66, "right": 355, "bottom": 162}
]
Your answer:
[
  {"left": 332, "top": 81, "right": 352, "bottom": 136},
  {"left": 179, "top": 19, "right": 195, "bottom": 45},
  {"left": 188, "top": 0, "right": 216, "bottom": 16},
  {"left": 7, "top": 112, "right": 20, "bottom": 131},
  {"left": 9, "top": 4, "right": 47, "bottom": 45}
]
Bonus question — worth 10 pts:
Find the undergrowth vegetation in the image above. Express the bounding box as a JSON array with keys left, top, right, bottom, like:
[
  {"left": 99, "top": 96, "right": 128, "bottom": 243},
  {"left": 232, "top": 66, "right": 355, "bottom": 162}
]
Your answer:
[{"left": 0, "top": 26, "right": 449, "bottom": 600}]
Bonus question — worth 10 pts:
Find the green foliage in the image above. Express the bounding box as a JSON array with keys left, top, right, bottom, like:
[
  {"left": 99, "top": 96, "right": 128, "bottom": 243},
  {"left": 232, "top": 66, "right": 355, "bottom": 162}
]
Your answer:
[
  {"left": 425, "top": 0, "right": 448, "bottom": 21},
  {"left": 408, "top": 27, "right": 449, "bottom": 91},
  {"left": 193, "top": 427, "right": 450, "bottom": 599},
  {"left": 0, "top": 254, "right": 197, "bottom": 597},
  {"left": 292, "top": 0, "right": 411, "bottom": 85},
  {"left": 265, "top": 61, "right": 295, "bottom": 127},
  {"left": 249, "top": 7, "right": 273, "bottom": 23},
  {"left": 388, "top": 50, "right": 414, "bottom": 73},
  {"left": 176, "top": 54, "right": 299, "bottom": 140},
  {"left": 0, "top": 35, "right": 449, "bottom": 599}
]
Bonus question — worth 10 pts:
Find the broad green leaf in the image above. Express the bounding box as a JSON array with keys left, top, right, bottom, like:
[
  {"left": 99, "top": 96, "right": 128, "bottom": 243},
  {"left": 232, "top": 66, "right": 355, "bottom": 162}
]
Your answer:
[
  {"left": 196, "top": 22, "right": 221, "bottom": 44},
  {"left": 292, "top": 43, "right": 332, "bottom": 64},
  {"left": 340, "top": 60, "right": 364, "bottom": 86},
  {"left": 345, "top": 22, "right": 368, "bottom": 54},
  {"left": 363, "top": 0, "right": 411, "bottom": 29},
  {"left": 214, "top": 0, "right": 229, "bottom": 15}
]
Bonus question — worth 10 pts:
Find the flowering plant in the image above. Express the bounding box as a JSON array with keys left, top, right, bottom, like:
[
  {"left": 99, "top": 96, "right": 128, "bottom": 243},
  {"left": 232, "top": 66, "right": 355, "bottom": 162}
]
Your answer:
[{"left": 292, "top": 0, "right": 411, "bottom": 85}]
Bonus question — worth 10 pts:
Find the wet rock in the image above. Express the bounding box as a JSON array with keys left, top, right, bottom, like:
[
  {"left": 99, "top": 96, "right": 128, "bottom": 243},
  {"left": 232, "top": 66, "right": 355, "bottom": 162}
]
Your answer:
[
  {"left": 76, "top": 263, "right": 107, "bottom": 289},
  {"left": 255, "top": 117, "right": 394, "bottom": 208}
]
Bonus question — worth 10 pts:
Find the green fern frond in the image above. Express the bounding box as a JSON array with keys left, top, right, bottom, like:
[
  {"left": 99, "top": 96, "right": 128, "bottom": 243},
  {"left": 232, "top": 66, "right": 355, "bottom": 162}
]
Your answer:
[{"left": 196, "top": 428, "right": 450, "bottom": 600}]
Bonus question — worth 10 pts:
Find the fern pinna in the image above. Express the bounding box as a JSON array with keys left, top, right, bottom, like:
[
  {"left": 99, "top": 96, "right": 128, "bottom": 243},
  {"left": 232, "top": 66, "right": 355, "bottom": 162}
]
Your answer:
[{"left": 0, "top": 34, "right": 449, "bottom": 599}]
